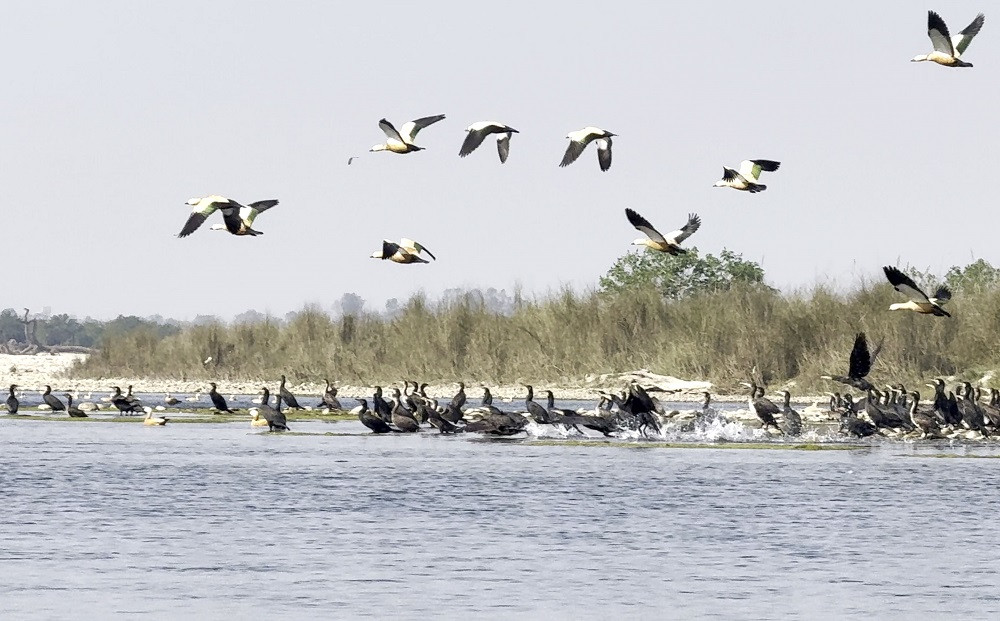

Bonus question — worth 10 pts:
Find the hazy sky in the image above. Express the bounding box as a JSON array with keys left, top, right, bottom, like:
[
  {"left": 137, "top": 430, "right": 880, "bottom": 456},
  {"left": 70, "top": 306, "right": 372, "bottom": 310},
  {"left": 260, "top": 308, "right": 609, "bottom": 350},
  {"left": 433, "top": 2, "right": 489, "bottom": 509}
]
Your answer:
[{"left": 2, "top": 1, "right": 996, "bottom": 319}]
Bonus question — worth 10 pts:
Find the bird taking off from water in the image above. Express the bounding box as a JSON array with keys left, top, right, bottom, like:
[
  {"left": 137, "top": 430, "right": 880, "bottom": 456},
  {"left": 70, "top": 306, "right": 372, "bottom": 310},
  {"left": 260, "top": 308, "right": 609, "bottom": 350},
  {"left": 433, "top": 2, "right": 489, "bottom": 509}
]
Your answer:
[
  {"left": 370, "top": 115, "right": 446, "bottom": 153},
  {"left": 560, "top": 126, "right": 615, "bottom": 171},
  {"left": 882, "top": 266, "right": 952, "bottom": 317},
  {"left": 713, "top": 160, "right": 780, "bottom": 193},
  {"left": 911, "top": 11, "right": 985, "bottom": 67},
  {"left": 625, "top": 209, "right": 700, "bottom": 255},
  {"left": 821, "top": 332, "right": 883, "bottom": 392},
  {"left": 460, "top": 121, "right": 519, "bottom": 163},
  {"left": 178, "top": 195, "right": 278, "bottom": 238}
]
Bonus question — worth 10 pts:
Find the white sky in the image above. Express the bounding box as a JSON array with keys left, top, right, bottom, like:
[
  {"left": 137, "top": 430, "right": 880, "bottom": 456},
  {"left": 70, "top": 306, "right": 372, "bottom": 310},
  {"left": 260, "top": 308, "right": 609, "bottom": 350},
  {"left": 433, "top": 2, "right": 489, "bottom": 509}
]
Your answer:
[{"left": 1, "top": 1, "right": 996, "bottom": 319}]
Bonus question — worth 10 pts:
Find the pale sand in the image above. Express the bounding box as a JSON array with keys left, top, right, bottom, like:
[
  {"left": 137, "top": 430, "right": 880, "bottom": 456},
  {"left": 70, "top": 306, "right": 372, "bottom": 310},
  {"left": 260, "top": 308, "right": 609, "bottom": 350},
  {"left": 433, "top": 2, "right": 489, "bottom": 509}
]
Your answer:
[{"left": 0, "top": 353, "right": 828, "bottom": 406}]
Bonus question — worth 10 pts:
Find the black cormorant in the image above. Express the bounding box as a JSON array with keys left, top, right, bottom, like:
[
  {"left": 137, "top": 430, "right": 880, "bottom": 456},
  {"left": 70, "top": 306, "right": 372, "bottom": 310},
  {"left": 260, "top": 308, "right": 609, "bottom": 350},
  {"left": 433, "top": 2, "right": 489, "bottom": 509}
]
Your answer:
[{"left": 209, "top": 382, "right": 236, "bottom": 414}]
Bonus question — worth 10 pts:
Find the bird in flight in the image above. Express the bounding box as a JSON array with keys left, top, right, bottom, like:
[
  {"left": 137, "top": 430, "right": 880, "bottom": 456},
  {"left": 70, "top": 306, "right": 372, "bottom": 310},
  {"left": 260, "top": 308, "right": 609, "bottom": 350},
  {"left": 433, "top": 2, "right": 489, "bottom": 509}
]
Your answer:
[
  {"left": 178, "top": 196, "right": 279, "bottom": 238},
  {"left": 882, "top": 266, "right": 952, "bottom": 317},
  {"left": 560, "top": 126, "right": 616, "bottom": 171},
  {"left": 713, "top": 160, "right": 781, "bottom": 193},
  {"left": 911, "top": 10, "right": 985, "bottom": 67},
  {"left": 370, "top": 115, "right": 446, "bottom": 153},
  {"left": 625, "top": 209, "right": 700, "bottom": 255}
]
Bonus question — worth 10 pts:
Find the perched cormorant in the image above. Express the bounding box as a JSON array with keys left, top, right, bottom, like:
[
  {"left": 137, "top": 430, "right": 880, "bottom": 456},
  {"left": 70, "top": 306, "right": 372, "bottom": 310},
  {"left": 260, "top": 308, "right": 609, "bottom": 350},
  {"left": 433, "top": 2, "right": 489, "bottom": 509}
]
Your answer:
[
  {"left": 450, "top": 382, "right": 467, "bottom": 410},
  {"left": 390, "top": 398, "right": 420, "bottom": 432},
  {"left": 42, "top": 385, "right": 66, "bottom": 414},
  {"left": 626, "top": 209, "right": 701, "bottom": 255},
  {"left": 907, "top": 391, "right": 940, "bottom": 438},
  {"left": 713, "top": 159, "right": 780, "bottom": 193},
  {"left": 780, "top": 391, "right": 803, "bottom": 436},
  {"left": 560, "top": 126, "right": 616, "bottom": 171},
  {"left": 840, "top": 413, "right": 878, "bottom": 438},
  {"left": 372, "top": 386, "right": 392, "bottom": 423},
  {"left": 6, "top": 384, "right": 19, "bottom": 414},
  {"left": 111, "top": 386, "right": 140, "bottom": 415},
  {"left": 957, "top": 382, "right": 989, "bottom": 435},
  {"left": 257, "top": 388, "right": 289, "bottom": 431},
  {"left": 278, "top": 375, "right": 304, "bottom": 410},
  {"left": 459, "top": 121, "right": 519, "bottom": 162},
  {"left": 209, "top": 382, "right": 236, "bottom": 414},
  {"left": 882, "top": 266, "right": 952, "bottom": 317},
  {"left": 370, "top": 115, "right": 446, "bottom": 153},
  {"left": 317, "top": 379, "right": 342, "bottom": 410},
  {"left": 911, "top": 10, "right": 985, "bottom": 67},
  {"left": 356, "top": 399, "right": 392, "bottom": 433},
  {"left": 65, "top": 394, "right": 87, "bottom": 418},
  {"left": 821, "top": 332, "right": 883, "bottom": 392},
  {"left": 523, "top": 385, "right": 550, "bottom": 424}
]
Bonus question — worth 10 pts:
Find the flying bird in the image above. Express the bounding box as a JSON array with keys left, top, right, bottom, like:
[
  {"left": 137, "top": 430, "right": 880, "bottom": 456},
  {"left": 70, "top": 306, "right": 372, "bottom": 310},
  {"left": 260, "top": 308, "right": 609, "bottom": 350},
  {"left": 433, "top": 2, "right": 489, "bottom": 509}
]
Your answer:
[
  {"left": 370, "top": 115, "right": 446, "bottom": 153},
  {"left": 560, "top": 126, "right": 616, "bottom": 171},
  {"left": 912, "top": 10, "right": 985, "bottom": 67},
  {"left": 713, "top": 160, "right": 780, "bottom": 193},
  {"left": 625, "top": 209, "right": 700, "bottom": 255},
  {"left": 178, "top": 195, "right": 278, "bottom": 238},
  {"left": 882, "top": 266, "right": 952, "bottom": 317},
  {"left": 371, "top": 240, "right": 430, "bottom": 264},
  {"left": 459, "top": 121, "right": 519, "bottom": 163},
  {"left": 821, "top": 332, "right": 883, "bottom": 392}
]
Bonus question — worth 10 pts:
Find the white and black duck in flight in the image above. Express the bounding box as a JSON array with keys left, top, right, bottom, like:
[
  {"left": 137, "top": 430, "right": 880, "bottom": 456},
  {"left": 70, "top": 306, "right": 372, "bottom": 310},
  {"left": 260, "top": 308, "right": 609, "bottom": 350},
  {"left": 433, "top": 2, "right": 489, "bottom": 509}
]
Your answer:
[
  {"left": 713, "top": 160, "right": 780, "bottom": 193},
  {"left": 560, "top": 126, "right": 615, "bottom": 171},
  {"left": 370, "top": 115, "right": 446, "bottom": 153},
  {"left": 912, "top": 11, "right": 985, "bottom": 67},
  {"left": 459, "top": 121, "right": 519, "bottom": 163},
  {"left": 370, "top": 239, "right": 434, "bottom": 264},
  {"left": 178, "top": 195, "right": 279, "bottom": 238},
  {"left": 626, "top": 209, "right": 700, "bottom": 255},
  {"left": 882, "top": 266, "right": 952, "bottom": 317}
]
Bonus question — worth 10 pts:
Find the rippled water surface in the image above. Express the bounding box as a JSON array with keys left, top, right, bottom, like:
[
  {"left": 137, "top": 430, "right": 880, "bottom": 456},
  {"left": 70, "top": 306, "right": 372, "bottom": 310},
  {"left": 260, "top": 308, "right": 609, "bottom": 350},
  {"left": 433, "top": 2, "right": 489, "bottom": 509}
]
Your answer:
[{"left": 2, "top": 417, "right": 999, "bottom": 619}]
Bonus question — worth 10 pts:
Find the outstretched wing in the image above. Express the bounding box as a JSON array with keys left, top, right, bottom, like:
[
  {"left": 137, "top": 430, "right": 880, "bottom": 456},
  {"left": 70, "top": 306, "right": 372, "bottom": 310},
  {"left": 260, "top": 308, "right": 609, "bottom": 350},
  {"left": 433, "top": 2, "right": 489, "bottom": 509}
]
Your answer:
[
  {"left": 596, "top": 137, "right": 612, "bottom": 172},
  {"left": 400, "top": 238, "right": 435, "bottom": 261},
  {"left": 847, "top": 332, "right": 874, "bottom": 380},
  {"left": 560, "top": 140, "right": 587, "bottom": 167},
  {"left": 625, "top": 208, "right": 665, "bottom": 244},
  {"left": 954, "top": 13, "right": 985, "bottom": 56},
  {"left": 496, "top": 133, "right": 511, "bottom": 163},
  {"left": 400, "top": 114, "right": 446, "bottom": 143},
  {"left": 378, "top": 118, "right": 406, "bottom": 145},
  {"left": 178, "top": 197, "right": 227, "bottom": 238},
  {"left": 739, "top": 159, "right": 780, "bottom": 181},
  {"left": 927, "top": 11, "right": 955, "bottom": 56},
  {"left": 666, "top": 213, "right": 701, "bottom": 244},
  {"left": 931, "top": 285, "right": 952, "bottom": 304},
  {"left": 381, "top": 240, "right": 402, "bottom": 259},
  {"left": 721, "top": 167, "right": 739, "bottom": 182},
  {"left": 882, "top": 265, "right": 931, "bottom": 303},
  {"left": 459, "top": 128, "right": 489, "bottom": 157},
  {"left": 244, "top": 199, "right": 279, "bottom": 226}
]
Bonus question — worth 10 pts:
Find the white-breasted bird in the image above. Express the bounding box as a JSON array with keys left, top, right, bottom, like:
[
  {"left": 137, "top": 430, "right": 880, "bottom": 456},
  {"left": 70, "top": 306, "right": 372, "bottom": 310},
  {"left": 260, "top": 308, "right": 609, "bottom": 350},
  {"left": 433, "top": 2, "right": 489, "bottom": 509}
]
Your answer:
[
  {"left": 911, "top": 11, "right": 985, "bottom": 67},
  {"left": 459, "top": 121, "right": 519, "bottom": 163},
  {"left": 370, "top": 240, "right": 430, "bottom": 264},
  {"left": 626, "top": 209, "right": 701, "bottom": 255},
  {"left": 560, "top": 126, "right": 615, "bottom": 171},
  {"left": 882, "top": 266, "right": 952, "bottom": 317},
  {"left": 370, "top": 115, "right": 446, "bottom": 153},
  {"left": 178, "top": 195, "right": 279, "bottom": 238},
  {"left": 713, "top": 160, "right": 780, "bottom": 193}
]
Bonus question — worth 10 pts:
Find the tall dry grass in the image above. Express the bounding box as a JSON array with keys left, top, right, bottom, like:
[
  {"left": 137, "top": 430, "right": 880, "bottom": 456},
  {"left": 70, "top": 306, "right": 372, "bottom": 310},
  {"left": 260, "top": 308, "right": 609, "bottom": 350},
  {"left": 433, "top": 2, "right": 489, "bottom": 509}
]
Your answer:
[{"left": 72, "top": 284, "right": 1000, "bottom": 392}]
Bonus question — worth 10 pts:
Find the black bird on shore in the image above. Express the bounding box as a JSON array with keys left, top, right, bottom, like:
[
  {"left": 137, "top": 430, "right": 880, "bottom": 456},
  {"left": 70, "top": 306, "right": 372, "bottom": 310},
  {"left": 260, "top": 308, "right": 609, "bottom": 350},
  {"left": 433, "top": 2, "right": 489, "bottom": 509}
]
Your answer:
[
  {"left": 65, "top": 394, "right": 88, "bottom": 418},
  {"left": 743, "top": 382, "right": 781, "bottom": 432},
  {"left": 356, "top": 399, "right": 392, "bottom": 433},
  {"left": 523, "top": 385, "right": 550, "bottom": 424},
  {"left": 279, "top": 375, "right": 304, "bottom": 410},
  {"left": 391, "top": 398, "right": 420, "bottom": 432},
  {"left": 209, "top": 382, "right": 236, "bottom": 414},
  {"left": 42, "top": 385, "right": 66, "bottom": 414},
  {"left": 821, "top": 332, "right": 882, "bottom": 392},
  {"left": 257, "top": 388, "right": 288, "bottom": 432},
  {"left": 451, "top": 382, "right": 467, "bottom": 410},
  {"left": 780, "top": 391, "right": 802, "bottom": 436},
  {"left": 6, "top": 384, "right": 19, "bottom": 414},
  {"left": 317, "top": 379, "right": 342, "bottom": 410},
  {"left": 372, "top": 386, "right": 392, "bottom": 423},
  {"left": 111, "top": 386, "right": 141, "bottom": 415}
]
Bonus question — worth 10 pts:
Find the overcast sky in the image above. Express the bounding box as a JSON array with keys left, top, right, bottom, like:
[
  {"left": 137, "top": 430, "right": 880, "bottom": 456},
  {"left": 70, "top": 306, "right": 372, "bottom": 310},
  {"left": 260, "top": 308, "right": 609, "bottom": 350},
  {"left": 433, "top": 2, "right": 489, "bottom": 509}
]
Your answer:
[{"left": 1, "top": 1, "right": 996, "bottom": 319}]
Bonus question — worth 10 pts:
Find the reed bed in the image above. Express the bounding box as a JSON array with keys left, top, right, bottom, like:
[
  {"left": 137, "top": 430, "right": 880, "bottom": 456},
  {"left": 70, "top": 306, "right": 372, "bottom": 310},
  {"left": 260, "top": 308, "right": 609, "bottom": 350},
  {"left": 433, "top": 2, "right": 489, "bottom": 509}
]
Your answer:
[{"left": 72, "top": 284, "right": 1000, "bottom": 392}]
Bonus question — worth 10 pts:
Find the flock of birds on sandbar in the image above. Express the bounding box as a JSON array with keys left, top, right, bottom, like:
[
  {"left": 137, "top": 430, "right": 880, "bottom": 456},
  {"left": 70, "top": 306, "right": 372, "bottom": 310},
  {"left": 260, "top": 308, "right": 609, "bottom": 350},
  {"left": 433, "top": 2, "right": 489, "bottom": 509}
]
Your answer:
[{"left": 6, "top": 332, "right": 1000, "bottom": 441}]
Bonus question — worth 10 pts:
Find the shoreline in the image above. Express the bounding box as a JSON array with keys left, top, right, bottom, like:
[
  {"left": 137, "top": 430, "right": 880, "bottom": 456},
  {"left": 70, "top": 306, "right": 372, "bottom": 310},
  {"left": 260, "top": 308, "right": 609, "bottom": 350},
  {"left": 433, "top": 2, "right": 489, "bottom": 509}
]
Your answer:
[{"left": 4, "top": 352, "right": 833, "bottom": 405}]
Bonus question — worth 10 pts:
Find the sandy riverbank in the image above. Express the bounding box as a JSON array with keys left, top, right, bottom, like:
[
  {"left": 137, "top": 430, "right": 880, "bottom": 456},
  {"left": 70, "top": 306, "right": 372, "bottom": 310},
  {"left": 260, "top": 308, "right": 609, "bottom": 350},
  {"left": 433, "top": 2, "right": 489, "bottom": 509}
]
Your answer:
[{"left": 2, "top": 352, "right": 833, "bottom": 405}]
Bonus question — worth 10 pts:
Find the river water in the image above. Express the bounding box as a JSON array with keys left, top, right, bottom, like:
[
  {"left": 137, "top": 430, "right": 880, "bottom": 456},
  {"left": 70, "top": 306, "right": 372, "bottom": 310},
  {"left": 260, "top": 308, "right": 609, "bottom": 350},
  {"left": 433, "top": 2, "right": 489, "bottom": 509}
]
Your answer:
[{"left": 1, "top": 416, "right": 999, "bottom": 619}]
